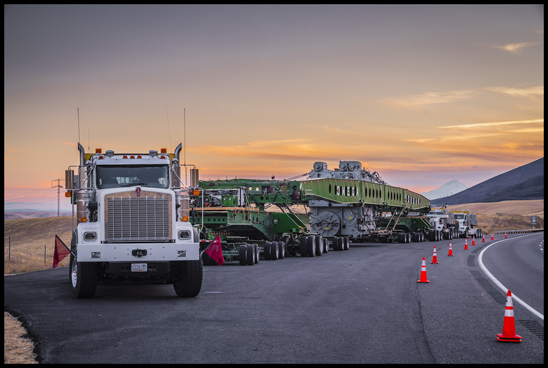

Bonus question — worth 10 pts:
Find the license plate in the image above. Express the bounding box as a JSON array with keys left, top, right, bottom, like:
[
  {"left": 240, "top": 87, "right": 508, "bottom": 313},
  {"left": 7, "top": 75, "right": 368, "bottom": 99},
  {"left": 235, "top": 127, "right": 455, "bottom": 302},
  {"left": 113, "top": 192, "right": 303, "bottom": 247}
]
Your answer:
[{"left": 131, "top": 263, "right": 147, "bottom": 272}]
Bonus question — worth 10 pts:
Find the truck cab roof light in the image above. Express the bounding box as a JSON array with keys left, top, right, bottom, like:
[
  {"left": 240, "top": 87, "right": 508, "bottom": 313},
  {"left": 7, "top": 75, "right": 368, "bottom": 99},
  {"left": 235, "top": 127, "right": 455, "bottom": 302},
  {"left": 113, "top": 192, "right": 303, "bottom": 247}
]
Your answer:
[
  {"left": 160, "top": 148, "right": 167, "bottom": 153},
  {"left": 95, "top": 148, "right": 102, "bottom": 153}
]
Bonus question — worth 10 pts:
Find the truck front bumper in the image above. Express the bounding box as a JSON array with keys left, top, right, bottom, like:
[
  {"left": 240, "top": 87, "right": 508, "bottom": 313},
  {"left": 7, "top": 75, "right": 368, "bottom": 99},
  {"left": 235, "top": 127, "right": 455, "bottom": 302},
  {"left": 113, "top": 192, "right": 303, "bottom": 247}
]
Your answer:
[{"left": 76, "top": 242, "right": 200, "bottom": 262}]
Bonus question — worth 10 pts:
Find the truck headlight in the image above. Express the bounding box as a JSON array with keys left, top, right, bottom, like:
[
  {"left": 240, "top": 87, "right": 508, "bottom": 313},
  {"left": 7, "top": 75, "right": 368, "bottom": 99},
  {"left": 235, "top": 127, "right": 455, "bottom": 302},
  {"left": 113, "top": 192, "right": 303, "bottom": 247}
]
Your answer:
[
  {"left": 83, "top": 231, "right": 97, "bottom": 241},
  {"left": 178, "top": 230, "right": 191, "bottom": 240}
]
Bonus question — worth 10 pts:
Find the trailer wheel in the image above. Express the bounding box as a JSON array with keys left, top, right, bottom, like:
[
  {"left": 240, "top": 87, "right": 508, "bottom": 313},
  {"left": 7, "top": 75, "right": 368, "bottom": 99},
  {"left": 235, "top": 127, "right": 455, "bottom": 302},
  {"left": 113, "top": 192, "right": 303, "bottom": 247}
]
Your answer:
[
  {"left": 264, "top": 242, "right": 271, "bottom": 260},
  {"left": 315, "top": 235, "right": 323, "bottom": 256},
  {"left": 277, "top": 241, "right": 285, "bottom": 259},
  {"left": 173, "top": 259, "right": 203, "bottom": 297},
  {"left": 239, "top": 244, "right": 248, "bottom": 265},
  {"left": 323, "top": 238, "right": 329, "bottom": 253},
  {"left": 246, "top": 244, "right": 255, "bottom": 265},
  {"left": 271, "top": 241, "right": 279, "bottom": 260},
  {"left": 253, "top": 244, "right": 259, "bottom": 264},
  {"left": 306, "top": 235, "right": 316, "bottom": 257},
  {"left": 299, "top": 236, "right": 308, "bottom": 257},
  {"left": 69, "top": 230, "right": 97, "bottom": 299}
]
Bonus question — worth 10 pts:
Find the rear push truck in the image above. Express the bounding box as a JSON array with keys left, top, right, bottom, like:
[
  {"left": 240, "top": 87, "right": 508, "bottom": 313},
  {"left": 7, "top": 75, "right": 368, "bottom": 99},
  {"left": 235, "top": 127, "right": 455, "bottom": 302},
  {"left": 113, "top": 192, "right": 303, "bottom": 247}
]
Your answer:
[{"left": 65, "top": 143, "right": 202, "bottom": 298}]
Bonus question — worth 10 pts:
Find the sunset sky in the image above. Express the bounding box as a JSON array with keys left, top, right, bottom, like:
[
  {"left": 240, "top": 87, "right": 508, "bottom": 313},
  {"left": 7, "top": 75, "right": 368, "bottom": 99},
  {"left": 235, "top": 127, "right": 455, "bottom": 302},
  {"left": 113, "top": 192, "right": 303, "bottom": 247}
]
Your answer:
[{"left": 4, "top": 5, "right": 543, "bottom": 212}]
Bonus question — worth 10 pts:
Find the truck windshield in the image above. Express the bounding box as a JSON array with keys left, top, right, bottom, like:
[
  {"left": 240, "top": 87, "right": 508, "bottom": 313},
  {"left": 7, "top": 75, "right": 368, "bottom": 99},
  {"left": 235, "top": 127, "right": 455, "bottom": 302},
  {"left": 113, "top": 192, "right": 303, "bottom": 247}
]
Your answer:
[
  {"left": 96, "top": 165, "right": 169, "bottom": 189},
  {"left": 454, "top": 214, "right": 464, "bottom": 219}
]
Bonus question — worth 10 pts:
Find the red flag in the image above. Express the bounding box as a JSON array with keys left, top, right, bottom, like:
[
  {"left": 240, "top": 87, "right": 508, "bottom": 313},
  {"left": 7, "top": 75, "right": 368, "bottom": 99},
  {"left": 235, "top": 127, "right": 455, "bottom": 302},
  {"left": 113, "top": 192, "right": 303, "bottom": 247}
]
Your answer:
[
  {"left": 204, "top": 235, "right": 224, "bottom": 266},
  {"left": 53, "top": 235, "right": 70, "bottom": 269}
]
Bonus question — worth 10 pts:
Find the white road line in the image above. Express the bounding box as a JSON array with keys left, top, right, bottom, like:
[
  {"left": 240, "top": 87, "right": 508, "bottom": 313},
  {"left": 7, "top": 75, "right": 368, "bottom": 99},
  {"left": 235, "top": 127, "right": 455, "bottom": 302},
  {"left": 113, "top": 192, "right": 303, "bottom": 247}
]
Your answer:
[{"left": 478, "top": 234, "right": 544, "bottom": 321}]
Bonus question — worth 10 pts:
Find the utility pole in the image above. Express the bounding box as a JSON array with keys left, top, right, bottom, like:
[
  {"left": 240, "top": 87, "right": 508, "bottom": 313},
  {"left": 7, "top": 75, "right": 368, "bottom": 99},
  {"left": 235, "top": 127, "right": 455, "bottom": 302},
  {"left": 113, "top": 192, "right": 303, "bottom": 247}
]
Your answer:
[{"left": 51, "top": 179, "right": 63, "bottom": 216}]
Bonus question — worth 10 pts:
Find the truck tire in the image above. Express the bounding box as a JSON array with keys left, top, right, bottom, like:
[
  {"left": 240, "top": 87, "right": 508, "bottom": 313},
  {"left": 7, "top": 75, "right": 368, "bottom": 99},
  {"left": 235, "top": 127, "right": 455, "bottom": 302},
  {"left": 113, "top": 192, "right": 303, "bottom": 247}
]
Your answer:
[
  {"left": 173, "top": 260, "right": 203, "bottom": 297},
  {"left": 253, "top": 244, "right": 259, "bottom": 264},
  {"left": 315, "top": 235, "right": 323, "bottom": 256},
  {"left": 69, "top": 230, "right": 97, "bottom": 299},
  {"left": 277, "top": 241, "right": 285, "bottom": 259},
  {"left": 323, "top": 238, "right": 329, "bottom": 253},
  {"left": 264, "top": 242, "right": 271, "bottom": 260},
  {"left": 246, "top": 244, "right": 255, "bottom": 265},
  {"left": 332, "top": 236, "right": 339, "bottom": 250},
  {"left": 271, "top": 241, "right": 279, "bottom": 260},
  {"left": 239, "top": 244, "right": 248, "bottom": 265},
  {"left": 300, "top": 236, "right": 308, "bottom": 257},
  {"left": 306, "top": 235, "right": 316, "bottom": 257}
]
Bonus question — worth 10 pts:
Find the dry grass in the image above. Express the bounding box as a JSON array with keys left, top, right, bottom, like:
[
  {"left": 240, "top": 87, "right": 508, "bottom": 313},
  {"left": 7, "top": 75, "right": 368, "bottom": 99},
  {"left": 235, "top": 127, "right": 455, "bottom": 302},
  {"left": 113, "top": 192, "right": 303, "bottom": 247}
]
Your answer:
[
  {"left": 4, "top": 216, "right": 74, "bottom": 275},
  {"left": 447, "top": 199, "right": 544, "bottom": 235},
  {"left": 4, "top": 312, "right": 38, "bottom": 364}
]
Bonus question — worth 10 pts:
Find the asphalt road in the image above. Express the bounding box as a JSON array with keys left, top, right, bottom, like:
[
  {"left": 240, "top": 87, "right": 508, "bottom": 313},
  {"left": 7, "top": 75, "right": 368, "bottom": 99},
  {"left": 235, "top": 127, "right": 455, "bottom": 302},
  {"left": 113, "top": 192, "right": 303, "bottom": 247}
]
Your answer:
[{"left": 4, "top": 233, "right": 544, "bottom": 364}]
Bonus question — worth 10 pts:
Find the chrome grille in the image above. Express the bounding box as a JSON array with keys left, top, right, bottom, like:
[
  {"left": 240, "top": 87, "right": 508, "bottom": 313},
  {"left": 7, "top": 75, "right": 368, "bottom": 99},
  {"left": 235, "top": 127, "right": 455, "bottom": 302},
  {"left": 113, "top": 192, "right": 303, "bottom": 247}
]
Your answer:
[{"left": 105, "top": 191, "right": 172, "bottom": 242}]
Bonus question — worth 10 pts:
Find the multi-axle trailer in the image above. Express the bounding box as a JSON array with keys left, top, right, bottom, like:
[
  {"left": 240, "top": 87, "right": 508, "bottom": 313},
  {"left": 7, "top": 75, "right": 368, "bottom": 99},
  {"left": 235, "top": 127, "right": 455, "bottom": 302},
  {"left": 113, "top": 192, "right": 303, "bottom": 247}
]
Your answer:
[{"left": 190, "top": 161, "right": 440, "bottom": 265}]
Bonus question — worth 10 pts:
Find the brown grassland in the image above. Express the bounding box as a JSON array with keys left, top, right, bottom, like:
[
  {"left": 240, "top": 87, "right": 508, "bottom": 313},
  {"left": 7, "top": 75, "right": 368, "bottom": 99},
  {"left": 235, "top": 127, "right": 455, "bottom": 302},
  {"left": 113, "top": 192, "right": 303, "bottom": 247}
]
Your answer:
[{"left": 3, "top": 199, "right": 543, "bottom": 363}]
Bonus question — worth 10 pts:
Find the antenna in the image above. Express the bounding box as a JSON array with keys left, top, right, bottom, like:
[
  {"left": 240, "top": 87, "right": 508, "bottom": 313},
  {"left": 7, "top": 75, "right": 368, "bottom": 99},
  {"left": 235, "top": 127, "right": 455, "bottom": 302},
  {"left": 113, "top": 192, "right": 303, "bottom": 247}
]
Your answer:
[
  {"left": 88, "top": 129, "right": 90, "bottom": 151},
  {"left": 184, "top": 108, "right": 188, "bottom": 186},
  {"left": 77, "top": 108, "right": 80, "bottom": 143},
  {"left": 165, "top": 103, "right": 173, "bottom": 152}
]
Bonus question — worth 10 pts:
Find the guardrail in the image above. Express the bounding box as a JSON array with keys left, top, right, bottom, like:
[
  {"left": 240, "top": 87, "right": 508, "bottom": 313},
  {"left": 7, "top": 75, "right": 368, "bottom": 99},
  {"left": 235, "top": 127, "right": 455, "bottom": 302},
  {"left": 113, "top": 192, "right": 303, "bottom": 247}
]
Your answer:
[{"left": 493, "top": 228, "right": 544, "bottom": 234}]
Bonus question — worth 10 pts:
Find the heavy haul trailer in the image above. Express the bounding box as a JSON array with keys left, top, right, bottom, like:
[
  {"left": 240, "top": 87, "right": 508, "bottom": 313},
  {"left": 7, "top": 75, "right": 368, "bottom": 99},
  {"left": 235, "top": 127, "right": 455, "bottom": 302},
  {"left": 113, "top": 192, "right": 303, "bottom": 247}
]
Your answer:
[
  {"left": 191, "top": 161, "right": 435, "bottom": 265},
  {"left": 190, "top": 181, "right": 328, "bottom": 265},
  {"left": 299, "top": 161, "right": 433, "bottom": 243}
]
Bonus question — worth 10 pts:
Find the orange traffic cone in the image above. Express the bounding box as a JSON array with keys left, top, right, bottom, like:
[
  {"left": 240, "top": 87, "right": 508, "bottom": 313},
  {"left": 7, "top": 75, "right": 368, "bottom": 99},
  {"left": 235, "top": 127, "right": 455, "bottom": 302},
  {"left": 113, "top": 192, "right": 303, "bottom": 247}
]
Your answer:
[
  {"left": 447, "top": 242, "right": 453, "bottom": 256},
  {"left": 491, "top": 233, "right": 494, "bottom": 241},
  {"left": 505, "top": 232, "right": 507, "bottom": 239},
  {"left": 417, "top": 257, "right": 430, "bottom": 283},
  {"left": 464, "top": 238, "right": 468, "bottom": 250},
  {"left": 496, "top": 290, "right": 522, "bottom": 342},
  {"left": 472, "top": 236, "right": 476, "bottom": 245},
  {"left": 482, "top": 234, "right": 485, "bottom": 243},
  {"left": 431, "top": 246, "right": 439, "bottom": 264}
]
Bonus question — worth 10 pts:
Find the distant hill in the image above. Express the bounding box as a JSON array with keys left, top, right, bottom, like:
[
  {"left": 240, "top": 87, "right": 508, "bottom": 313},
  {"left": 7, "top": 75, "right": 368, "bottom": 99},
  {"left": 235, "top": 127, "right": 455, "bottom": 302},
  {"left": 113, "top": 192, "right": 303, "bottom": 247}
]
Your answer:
[
  {"left": 432, "top": 157, "right": 544, "bottom": 205},
  {"left": 4, "top": 211, "right": 72, "bottom": 221},
  {"left": 421, "top": 179, "right": 468, "bottom": 200}
]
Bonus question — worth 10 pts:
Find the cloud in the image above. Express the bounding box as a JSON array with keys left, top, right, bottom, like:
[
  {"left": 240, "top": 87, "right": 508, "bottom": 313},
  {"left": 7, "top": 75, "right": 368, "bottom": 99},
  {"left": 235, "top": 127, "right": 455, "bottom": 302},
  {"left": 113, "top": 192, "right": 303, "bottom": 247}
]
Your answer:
[
  {"left": 378, "top": 89, "right": 477, "bottom": 107},
  {"left": 485, "top": 85, "right": 543, "bottom": 97},
  {"left": 489, "top": 41, "right": 540, "bottom": 54},
  {"left": 438, "top": 118, "right": 543, "bottom": 130}
]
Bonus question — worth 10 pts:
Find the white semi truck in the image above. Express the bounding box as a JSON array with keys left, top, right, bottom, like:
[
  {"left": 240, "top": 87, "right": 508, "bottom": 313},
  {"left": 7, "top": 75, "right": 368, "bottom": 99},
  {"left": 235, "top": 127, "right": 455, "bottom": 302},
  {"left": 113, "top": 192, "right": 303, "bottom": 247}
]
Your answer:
[
  {"left": 451, "top": 210, "right": 483, "bottom": 239},
  {"left": 426, "top": 207, "right": 459, "bottom": 240},
  {"left": 65, "top": 143, "right": 202, "bottom": 298}
]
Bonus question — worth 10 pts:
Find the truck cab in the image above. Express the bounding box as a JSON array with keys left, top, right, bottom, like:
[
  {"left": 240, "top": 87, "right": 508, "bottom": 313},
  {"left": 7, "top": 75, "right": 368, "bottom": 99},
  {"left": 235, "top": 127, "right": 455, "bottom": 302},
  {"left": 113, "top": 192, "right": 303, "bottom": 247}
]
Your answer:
[{"left": 66, "top": 143, "right": 202, "bottom": 298}]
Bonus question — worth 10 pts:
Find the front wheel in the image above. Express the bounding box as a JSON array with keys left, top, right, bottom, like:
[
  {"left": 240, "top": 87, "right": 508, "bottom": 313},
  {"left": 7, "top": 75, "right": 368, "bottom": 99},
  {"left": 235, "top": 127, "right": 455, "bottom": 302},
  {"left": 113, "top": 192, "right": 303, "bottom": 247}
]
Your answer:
[
  {"left": 69, "top": 229, "right": 97, "bottom": 298},
  {"left": 69, "top": 253, "right": 98, "bottom": 298},
  {"left": 173, "top": 260, "right": 203, "bottom": 297}
]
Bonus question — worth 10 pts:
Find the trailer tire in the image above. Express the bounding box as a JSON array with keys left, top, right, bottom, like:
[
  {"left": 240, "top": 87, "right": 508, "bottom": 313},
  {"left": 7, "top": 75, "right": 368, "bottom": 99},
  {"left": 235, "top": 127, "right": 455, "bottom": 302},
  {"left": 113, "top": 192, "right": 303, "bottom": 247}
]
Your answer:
[
  {"left": 254, "top": 244, "right": 259, "bottom": 264},
  {"left": 323, "top": 238, "right": 329, "bottom": 253},
  {"left": 264, "top": 242, "right": 271, "bottom": 260},
  {"left": 315, "top": 235, "right": 323, "bottom": 256},
  {"left": 239, "top": 244, "right": 248, "bottom": 265},
  {"left": 173, "top": 259, "right": 203, "bottom": 297},
  {"left": 277, "top": 241, "right": 285, "bottom": 259},
  {"left": 246, "top": 244, "right": 255, "bottom": 265},
  {"left": 300, "top": 236, "right": 308, "bottom": 257},
  {"left": 307, "top": 235, "right": 316, "bottom": 257},
  {"left": 271, "top": 241, "right": 279, "bottom": 260}
]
